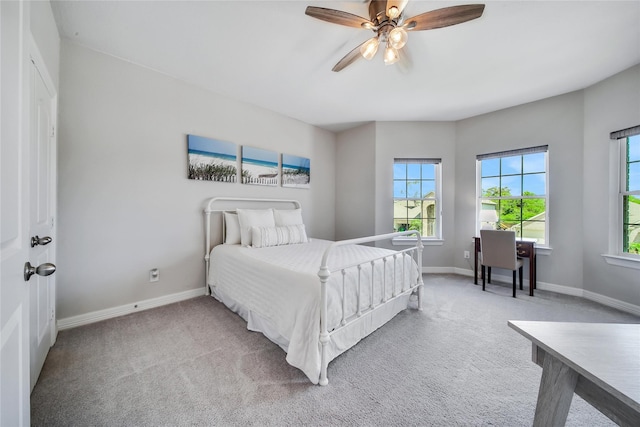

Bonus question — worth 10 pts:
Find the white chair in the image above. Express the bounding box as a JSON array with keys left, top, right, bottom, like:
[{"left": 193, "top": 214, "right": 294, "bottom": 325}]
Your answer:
[{"left": 480, "top": 230, "right": 523, "bottom": 298}]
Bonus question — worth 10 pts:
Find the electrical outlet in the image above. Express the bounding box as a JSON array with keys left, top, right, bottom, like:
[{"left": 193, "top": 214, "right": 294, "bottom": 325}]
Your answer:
[
  {"left": 149, "top": 268, "right": 160, "bottom": 282},
  {"left": 463, "top": 251, "right": 470, "bottom": 259}
]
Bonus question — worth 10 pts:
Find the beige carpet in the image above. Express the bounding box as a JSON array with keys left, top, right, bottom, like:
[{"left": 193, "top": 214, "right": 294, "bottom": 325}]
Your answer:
[{"left": 31, "top": 274, "right": 639, "bottom": 426}]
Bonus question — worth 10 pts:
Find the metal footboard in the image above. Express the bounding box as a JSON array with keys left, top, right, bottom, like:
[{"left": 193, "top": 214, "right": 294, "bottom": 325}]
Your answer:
[{"left": 317, "top": 231, "right": 424, "bottom": 386}]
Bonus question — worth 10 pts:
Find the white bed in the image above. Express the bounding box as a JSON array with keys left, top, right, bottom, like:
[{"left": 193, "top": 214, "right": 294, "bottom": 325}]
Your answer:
[{"left": 204, "top": 197, "right": 424, "bottom": 385}]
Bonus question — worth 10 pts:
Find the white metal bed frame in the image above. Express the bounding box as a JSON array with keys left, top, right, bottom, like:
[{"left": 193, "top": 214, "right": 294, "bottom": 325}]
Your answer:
[{"left": 203, "top": 196, "right": 424, "bottom": 385}]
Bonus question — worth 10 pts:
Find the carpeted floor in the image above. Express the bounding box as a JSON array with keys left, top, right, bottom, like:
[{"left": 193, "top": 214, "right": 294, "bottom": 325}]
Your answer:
[{"left": 31, "top": 274, "right": 639, "bottom": 426}]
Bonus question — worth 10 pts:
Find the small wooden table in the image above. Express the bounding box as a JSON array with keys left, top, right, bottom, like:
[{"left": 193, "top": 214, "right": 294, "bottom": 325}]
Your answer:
[
  {"left": 474, "top": 237, "right": 536, "bottom": 296},
  {"left": 508, "top": 321, "right": 640, "bottom": 426}
]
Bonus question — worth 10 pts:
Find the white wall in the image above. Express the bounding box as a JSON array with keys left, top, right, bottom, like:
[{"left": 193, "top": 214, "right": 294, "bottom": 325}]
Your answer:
[
  {"left": 335, "top": 123, "right": 376, "bottom": 240},
  {"left": 333, "top": 121, "right": 457, "bottom": 267},
  {"left": 54, "top": 37, "right": 638, "bottom": 321},
  {"left": 335, "top": 64, "right": 639, "bottom": 311},
  {"left": 453, "top": 67, "right": 640, "bottom": 308},
  {"left": 30, "top": 0, "right": 60, "bottom": 88},
  {"left": 57, "top": 42, "right": 336, "bottom": 319},
  {"left": 455, "top": 91, "right": 585, "bottom": 291},
  {"left": 583, "top": 64, "right": 640, "bottom": 307},
  {"left": 374, "top": 122, "right": 457, "bottom": 267}
]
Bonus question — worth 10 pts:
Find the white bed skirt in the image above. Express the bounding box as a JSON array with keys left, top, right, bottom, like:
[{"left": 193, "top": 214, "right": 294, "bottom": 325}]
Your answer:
[{"left": 211, "top": 284, "right": 411, "bottom": 382}]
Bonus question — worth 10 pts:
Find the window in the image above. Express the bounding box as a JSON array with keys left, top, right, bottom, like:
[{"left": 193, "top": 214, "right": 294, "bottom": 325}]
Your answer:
[
  {"left": 476, "top": 146, "right": 548, "bottom": 245},
  {"left": 621, "top": 134, "right": 640, "bottom": 255},
  {"left": 393, "top": 159, "right": 441, "bottom": 238},
  {"left": 603, "top": 126, "right": 640, "bottom": 268}
]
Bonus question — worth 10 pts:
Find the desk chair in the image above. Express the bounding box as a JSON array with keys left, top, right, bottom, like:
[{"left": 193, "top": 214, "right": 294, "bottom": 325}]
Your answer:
[{"left": 480, "top": 230, "right": 523, "bottom": 298}]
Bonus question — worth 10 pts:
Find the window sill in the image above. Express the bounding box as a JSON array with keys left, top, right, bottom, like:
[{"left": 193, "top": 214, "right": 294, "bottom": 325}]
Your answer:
[
  {"left": 535, "top": 245, "right": 552, "bottom": 256},
  {"left": 601, "top": 254, "right": 640, "bottom": 270},
  {"left": 392, "top": 238, "right": 444, "bottom": 246}
]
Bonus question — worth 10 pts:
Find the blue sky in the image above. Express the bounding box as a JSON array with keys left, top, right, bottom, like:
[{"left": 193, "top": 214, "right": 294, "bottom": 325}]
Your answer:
[
  {"left": 481, "top": 153, "right": 546, "bottom": 196},
  {"left": 393, "top": 163, "right": 436, "bottom": 198},
  {"left": 242, "top": 146, "right": 277, "bottom": 163},
  {"left": 187, "top": 134, "right": 236, "bottom": 157},
  {"left": 629, "top": 135, "right": 639, "bottom": 192},
  {"left": 282, "top": 154, "right": 310, "bottom": 169}
]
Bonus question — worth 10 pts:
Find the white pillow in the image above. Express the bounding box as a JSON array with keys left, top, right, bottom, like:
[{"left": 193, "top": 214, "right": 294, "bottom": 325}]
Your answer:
[
  {"left": 251, "top": 224, "right": 308, "bottom": 248},
  {"left": 223, "top": 212, "right": 241, "bottom": 245},
  {"left": 273, "top": 208, "right": 304, "bottom": 226},
  {"left": 236, "top": 208, "right": 275, "bottom": 246}
]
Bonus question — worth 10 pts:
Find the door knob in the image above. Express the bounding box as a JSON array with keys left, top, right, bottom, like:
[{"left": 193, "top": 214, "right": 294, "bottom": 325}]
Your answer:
[
  {"left": 31, "top": 235, "right": 52, "bottom": 247},
  {"left": 24, "top": 262, "right": 56, "bottom": 282}
]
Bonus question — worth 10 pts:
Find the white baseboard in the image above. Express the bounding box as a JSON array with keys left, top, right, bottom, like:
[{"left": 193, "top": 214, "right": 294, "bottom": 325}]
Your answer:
[
  {"left": 535, "top": 281, "right": 583, "bottom": 297},
  {"left": 537, "top": 282, "right": 640, "bottom": 316},
  {"left": 453, "top": 267, "right": 474, "bottom": 277},
  {"left": 582, "top": 289, "right": 640, "bottom": 316},
  {"left": 56, "top": 287, "right": 206, "bottom": 331},
  {"left": 423, "top": 266, "right": 456, "bottom": 274},
  {"left": 441, "top": 268, "right": 640, "bottom": 316},
  {"left": 57, "top": 268, "right": 640, "bottom": 331}
]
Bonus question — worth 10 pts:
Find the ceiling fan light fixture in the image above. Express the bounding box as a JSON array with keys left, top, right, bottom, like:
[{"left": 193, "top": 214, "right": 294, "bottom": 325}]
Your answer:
[
  {"left": 361, "top": 22, "right": 374, "bottom": 30},
  {"left": 388, "top": 27, "right": 408, "bottom": 49},
  {"left": 386, "top": 0, "right": 409, "bottom": 19},
  {"left": 387, "top": 6, "right": 400, "bottom": 19},
  {"left": 383, "top": 45, "right": 399, "bottom": 65},
  {"left": 305, "top": 2, "right": 485, "bottom": 72},
  {"left": 360, "top": 37, "right": 380, "bottom": 60}
]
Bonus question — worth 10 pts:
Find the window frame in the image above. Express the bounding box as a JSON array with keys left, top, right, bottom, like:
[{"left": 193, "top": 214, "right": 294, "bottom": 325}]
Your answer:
[
  {"left": 620, "top": 136, "right": 640, "bottom": 256},
  {"left": 603, "top": 127, "right": 640, "bottom": 270},
  {"left": 475, "top": 146, "right": 549, "bottom": 246},
  {"left": 616, "top": 135, "right": 640, "bottom": 257},
  {"left": 392, "top": 158, "right": 442, "bottom": 243}
]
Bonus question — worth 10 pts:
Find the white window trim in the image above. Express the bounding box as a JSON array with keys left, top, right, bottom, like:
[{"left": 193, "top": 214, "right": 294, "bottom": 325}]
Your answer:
[
  {"left": 435, "top": 161, "right": 443, "bottom": 239},
  {"left": 392, "top": 160, "right": 443, "bottom": 240},
  {"left": 392, "top": 237, "right": 444, "bottom": 246},
  {"left": 475, "top": 150, "right": 550, "bottom": 246},
  {"left": 602, "top": 254, "right": 640, "bottom": 270},
  {"left": 603, "top": 136, "right": 640, "bottom": 269}
]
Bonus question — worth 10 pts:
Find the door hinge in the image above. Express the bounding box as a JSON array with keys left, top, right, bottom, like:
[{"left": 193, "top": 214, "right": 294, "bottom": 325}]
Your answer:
[
  {"left": 50, "top": 125, "right": 55, "bottom": 138},
  {"left": 51, "top": 217, "right": 54, "bottom": 228},
  {"left": 50, "top": 309, "right": 55, "bottom": 321}
]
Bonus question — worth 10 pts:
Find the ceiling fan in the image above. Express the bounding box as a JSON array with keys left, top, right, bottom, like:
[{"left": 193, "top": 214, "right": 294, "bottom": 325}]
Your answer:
[{"left": 305, "top": 0, "right": 485, "bottom": 72}]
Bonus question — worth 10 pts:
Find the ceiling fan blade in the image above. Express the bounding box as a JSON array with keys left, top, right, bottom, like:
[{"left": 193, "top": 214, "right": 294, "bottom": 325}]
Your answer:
[
  {"left": 404, "top": 4, "right": 485, "bottom": 32},
  {"left": 396, "top": 45, "right": 413, "bottom": 73},
  {"left": 305, "top": 6, "right": 373, "bottom": 29},
  {"left": 332, "top": 41, "right": 367, "bottom": 72}
]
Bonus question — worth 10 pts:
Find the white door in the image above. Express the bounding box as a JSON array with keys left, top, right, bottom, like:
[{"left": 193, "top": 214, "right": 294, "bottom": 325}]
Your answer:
[
  {"left": 1, "top": 1, "right": 32, "bottom": 425},
  {"left": 28, "top": 60, "right": 57, "bottom": 391}
]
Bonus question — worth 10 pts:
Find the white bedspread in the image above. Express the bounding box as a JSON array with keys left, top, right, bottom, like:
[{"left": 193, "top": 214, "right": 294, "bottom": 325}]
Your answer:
[{"left": 208, "top": 239, "right": 418, "bottom": 384}]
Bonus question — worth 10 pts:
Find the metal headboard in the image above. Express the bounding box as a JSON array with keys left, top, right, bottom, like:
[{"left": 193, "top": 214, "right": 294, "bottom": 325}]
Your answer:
[{"left": 203, "top": 197, "right": 301, "bottom": 293}]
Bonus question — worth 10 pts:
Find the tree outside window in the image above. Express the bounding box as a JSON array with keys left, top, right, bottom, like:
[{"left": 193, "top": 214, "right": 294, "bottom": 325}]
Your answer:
[{"left": 478, "top": 148, "right": 547, "bottom": 244}]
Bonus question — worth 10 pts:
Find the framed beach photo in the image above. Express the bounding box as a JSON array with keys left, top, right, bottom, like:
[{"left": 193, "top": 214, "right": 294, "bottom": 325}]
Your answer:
[
  {"left": 282, "top": 154, "right": 310, "bottom": 189},
  {"left": 241, "top": 146, "right": 279, "bottom": 186},
  {"left": 187, "top": 134, "right": 238, "bottom": 182}
]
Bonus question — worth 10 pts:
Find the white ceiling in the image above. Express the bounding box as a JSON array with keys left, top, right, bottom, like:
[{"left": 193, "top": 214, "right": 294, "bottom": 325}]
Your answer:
[{"left": 50, "top": 1, "right": 640, "bottom": 132}]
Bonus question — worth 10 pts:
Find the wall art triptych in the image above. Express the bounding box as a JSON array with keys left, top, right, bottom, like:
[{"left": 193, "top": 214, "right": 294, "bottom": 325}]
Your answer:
[{"left": 187, "top": 134, "right": 310, "bottom": 189}]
